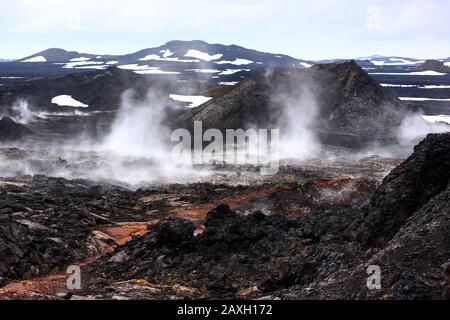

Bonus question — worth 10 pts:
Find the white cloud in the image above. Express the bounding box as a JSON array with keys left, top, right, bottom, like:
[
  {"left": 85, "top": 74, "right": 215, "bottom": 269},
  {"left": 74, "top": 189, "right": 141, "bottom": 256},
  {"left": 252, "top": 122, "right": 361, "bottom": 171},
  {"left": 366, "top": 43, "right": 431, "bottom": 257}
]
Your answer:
[{"left": 0, "top": 0, "right": 448, "bottom": 59}]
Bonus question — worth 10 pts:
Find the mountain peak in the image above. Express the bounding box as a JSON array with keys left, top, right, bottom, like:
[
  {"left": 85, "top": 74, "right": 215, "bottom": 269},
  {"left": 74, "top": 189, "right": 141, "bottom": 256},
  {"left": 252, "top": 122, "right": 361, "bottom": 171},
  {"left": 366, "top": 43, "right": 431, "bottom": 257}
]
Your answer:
[
  {"left": 420, "top": 59, "right": 450, "bottom": 73},
  {"left": 18, "top": 48, "right": 96, "bottom": 63}
]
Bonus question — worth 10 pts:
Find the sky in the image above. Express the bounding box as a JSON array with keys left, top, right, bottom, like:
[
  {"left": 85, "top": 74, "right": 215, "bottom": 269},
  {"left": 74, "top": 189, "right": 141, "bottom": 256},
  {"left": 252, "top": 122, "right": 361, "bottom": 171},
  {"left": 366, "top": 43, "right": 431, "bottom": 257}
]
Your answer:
[{"left": 0, "top": 0, "right": 449, "bottom": 60}]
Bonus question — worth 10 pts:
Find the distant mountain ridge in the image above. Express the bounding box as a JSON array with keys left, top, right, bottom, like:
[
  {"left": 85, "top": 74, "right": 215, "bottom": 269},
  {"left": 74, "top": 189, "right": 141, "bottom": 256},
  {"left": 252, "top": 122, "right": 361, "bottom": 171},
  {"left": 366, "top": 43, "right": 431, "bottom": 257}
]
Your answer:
[
  {"left": 318, "top": 55, "right": 450, "bottom": 67},
  {"left": 14, "top": 43, "right": 450, "bottom": 67},
  {"left": 15, "top": 40, "right": 315, "bottom": 86},
  {"left": 18, "top": 48, "right": 102, "bottom": 63},
  {"left": 16, "top": 40, "right": 311, "bottom": 66}
]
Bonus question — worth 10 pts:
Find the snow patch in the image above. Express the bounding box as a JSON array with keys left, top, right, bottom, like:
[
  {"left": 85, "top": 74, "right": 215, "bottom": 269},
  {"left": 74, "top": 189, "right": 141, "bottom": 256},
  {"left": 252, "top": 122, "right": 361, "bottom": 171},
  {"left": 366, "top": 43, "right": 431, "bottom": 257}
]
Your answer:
[
  {"left": 420, "top": 85, "right": 450, "bottom": 89},
  {"left": 380, "top": 84, "right": 418, "bottom": 88},
  {"left": 421, "top": 115, "right": 450, "bottom": 124},
  {"left": 69, "top": 57, "right": 91, "bottom": 62},
  {"left": 219, "top": 69, "right": 250, "bottom": 75},
  {"left": 369, "top": 58, "right": 424, "bottom": 66},
  {"left": 118, "top": 64, "right": 155, "bottom": 71},
  {"left": 299, "top": 62, "right": 313, "bottom": 68},
  {"left": 23, "top": 56, "right": 47, "bottom": 62},
  {"left": 169, "top": 94, "right": 212, "bottom": 108},
  {"left": 160, "top": 49, "right": 174, "bottom": 58},
  {"left": 51, "top": 95, "right": 88, "bottom": 108},
  {"left": 63, "top": 61, "right": 105, "bottom": 69},
  {"left": 139, "top": 54, "right": 160, "bottom": 61},
  {"left": 135, "top": 69, "right": 180, "bottom": 75},
  {"left": 139, "top": 54, "right": 199, "bottom": 63},
  {"left": 370, "top": 71, "right": 447, "bottom": 76},
  {"left": 118, "top": 64, "right": 179, "bottom": 74},
  {"left": 75, "top": 65, "right": 108, "bottom": 70},
  {"left": 185, "top": 49, "right": 222, "bottom": 61},
  {"left": 216, "top": 58, "right": 253, "bottom": 65},
  {"left": 186, "top": 69, "right": 221, "bottom": 73},
  {"left": 218, "top": 81, "right": 239, "bottom": 86},
  {"left": 399, "top": 97, "right": 450, "bottom": 101},
  {"left": 381, "top": 83, "right": 450, "bottom": 89}
]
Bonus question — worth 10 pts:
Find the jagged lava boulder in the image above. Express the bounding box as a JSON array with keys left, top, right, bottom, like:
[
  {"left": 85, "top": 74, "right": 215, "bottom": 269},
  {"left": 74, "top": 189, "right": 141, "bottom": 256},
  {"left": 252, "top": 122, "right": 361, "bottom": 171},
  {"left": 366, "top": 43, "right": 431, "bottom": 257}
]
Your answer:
[
  {"left": 360, "top": 132, "right": 450, "bottom": 247},
  {"left": 85, "top": 133, "right": 450, "bottom": 300}
]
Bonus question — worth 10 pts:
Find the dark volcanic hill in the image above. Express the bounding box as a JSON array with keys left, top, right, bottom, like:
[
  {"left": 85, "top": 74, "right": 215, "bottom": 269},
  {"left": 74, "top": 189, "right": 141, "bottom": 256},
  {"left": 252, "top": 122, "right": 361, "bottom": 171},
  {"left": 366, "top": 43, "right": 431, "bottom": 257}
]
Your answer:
[
  {"left": 420, "top": 59, "right": 450, "bottom": 73},
  {"left": 176, "top": 60, "right": 410, "bottom": 148},
  {"left": 0, "top": 66, "right": 177, "bottom": 113},
  {"left": 0, "top": 117, "right": 33, "bottom": 141},
  {"left": 17, "top": 48, "right": 101, "bottom": 63}
]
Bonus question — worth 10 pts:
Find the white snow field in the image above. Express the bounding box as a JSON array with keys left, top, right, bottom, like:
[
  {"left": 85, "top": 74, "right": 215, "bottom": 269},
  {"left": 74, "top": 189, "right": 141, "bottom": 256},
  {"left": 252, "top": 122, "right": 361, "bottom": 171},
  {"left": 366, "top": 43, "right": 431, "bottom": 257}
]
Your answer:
[
  {"left": 218, "top": 81, "right": 239, "bottom": 86},
  {"left": 421, "top": 115, "right": 450, "bottom": 124},
  {"left": 184, "top": 49, "right": 223, "bottom": 61},
  {"left": 370, "top": 71, "right": 447, "bottom": 76},
  {"left": 69, "top": 57, "right": 91, "bottom": 62},
  {"left": 185, "top": 69, "right": 221, "bottom": 73},
  {"left": 63, "top": 61, "right": 105, "bottom": 69},
  {"left": 118, "top": 64, "right": 180, "bottom": 74},
  {"left": 23, "top": 56, "right": 47, "bottom": 62},
  {"left": 370, "top": 58, "right": 424, "bottom": 66},
  {"left": 399, "top": 97, "right": 450, "bottom": 101},
  {"left": 381, "top": 84, "right": 450, "bottom": 89},
  {"left": 420, "top": 85, "right": 450, "bottom": 89},
  {"left": 169, "top": 94, "right": 212, "bottom": 108},
  {"left": 135, "top": 69, "right": 180, "bottom": 75},
  {"left": 380, "top": 84, "right": 418, "bottom": 88},
  {"left": 219, "top": 69, "right": 250, "bottom": 75},
  {"left": 51, "top": 95, "right": 89, "bottom": 108},
  {"left": 299, "top": 62, "right": 313, "bottom": 68},
  {"left": 139, "top": 54, "right": 199, "bottom": 63},
  {"left": 216, "top": 58, "right": 253, "bottom": 65}
]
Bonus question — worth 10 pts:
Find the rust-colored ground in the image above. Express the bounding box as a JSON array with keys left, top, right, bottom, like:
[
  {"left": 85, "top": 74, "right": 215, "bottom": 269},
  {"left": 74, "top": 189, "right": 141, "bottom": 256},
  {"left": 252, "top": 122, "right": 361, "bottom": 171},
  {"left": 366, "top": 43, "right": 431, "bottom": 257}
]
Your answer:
[
  {"left": 0, "top": 177, "right": 374, "bottom": 300},
  {"left": 97, "top": 223, "right": 148, "bottom": 245},
  {"left": 169, "top": 185, "right": 290, "bottom": 220},
  {"left": 0, "top": 223, "right": 148, "bottom": 300}
]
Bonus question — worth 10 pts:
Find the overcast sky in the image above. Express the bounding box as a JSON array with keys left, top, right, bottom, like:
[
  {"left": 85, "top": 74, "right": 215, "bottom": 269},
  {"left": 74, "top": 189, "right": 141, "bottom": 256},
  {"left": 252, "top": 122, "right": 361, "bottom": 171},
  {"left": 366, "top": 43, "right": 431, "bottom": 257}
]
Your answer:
[{"left": 0, "top": 0, "right": 449, "bottom": 60}]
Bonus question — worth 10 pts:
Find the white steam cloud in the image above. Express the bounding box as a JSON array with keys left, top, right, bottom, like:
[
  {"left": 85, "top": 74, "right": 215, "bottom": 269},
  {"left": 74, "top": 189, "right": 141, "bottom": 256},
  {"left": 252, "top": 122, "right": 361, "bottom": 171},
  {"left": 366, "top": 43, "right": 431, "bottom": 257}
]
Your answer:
[
  {"left": 11, "top": 99, "right": 37, "bottom": 124},
  {"left": 273, "top": 82, "right": 320, "bottom": 160},
  {"left": 397, "top": 113, "right": 450, "bottom": 146},
  {"left": 101, "top": 89, "right": 170, "bottom": 159}
]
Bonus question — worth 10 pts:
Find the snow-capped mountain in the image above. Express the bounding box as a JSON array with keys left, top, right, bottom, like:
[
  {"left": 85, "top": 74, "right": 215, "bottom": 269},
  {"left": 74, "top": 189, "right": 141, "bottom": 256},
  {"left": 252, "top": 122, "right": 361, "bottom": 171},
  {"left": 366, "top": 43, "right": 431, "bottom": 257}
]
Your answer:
[
  {"left": 18, "top": 48, "right": 100, "bottom": 63},
  {"left": 16, "top": 40, "right": 314, "bottom": 85},
  {"left": 0, "top": 58, "right": 12, "bottom": 63},
  {"left": 6, "top": 43, "right": 449, "bottom": 116},
  {"left": 355, "top": 55, "right": 426, "bottom": 66},
  {"left": 316, "top": 55, "right": 429, "bottom": 67}
]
